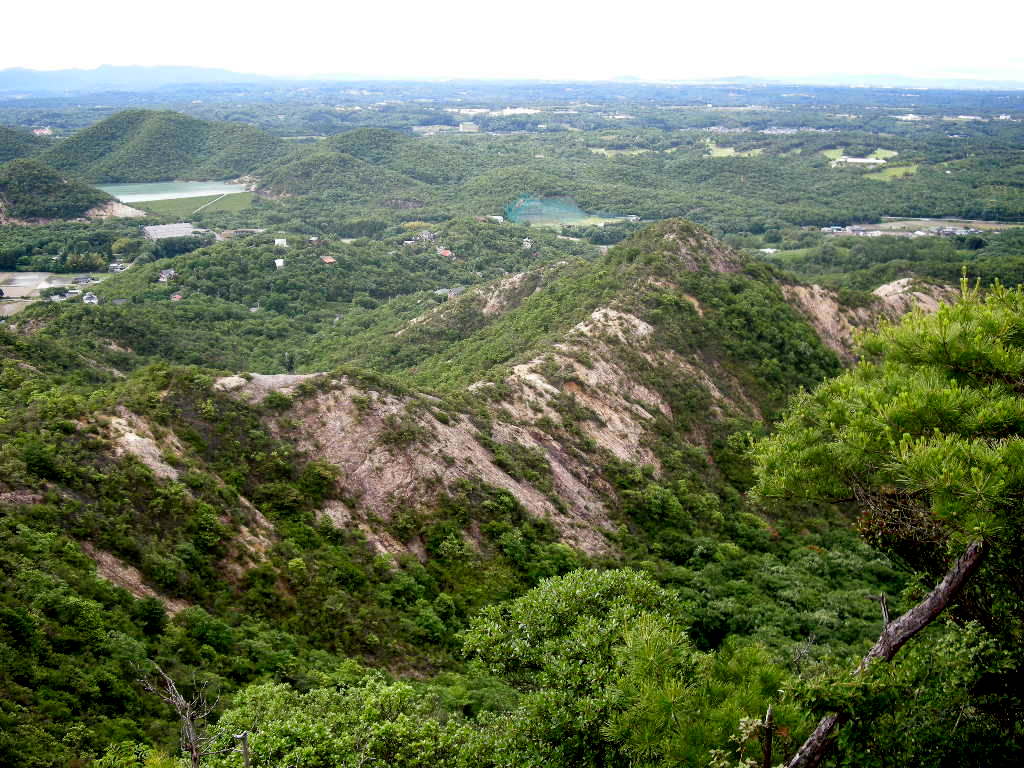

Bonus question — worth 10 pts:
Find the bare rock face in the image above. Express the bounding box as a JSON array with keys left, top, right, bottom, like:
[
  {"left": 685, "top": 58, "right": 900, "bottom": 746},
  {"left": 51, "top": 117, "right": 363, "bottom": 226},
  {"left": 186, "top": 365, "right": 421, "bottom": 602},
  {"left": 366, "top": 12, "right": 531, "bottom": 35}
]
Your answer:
[
  {"left": 782, "top": 279, "right": 957, "bottom": 361},
  {"left": 107, "top": 409, "right": 181, "bottom": 480},
  {"left": 872, "top": 277, "right": 959, "bottom": 315},
  {"left": 214, "top": 372, "right": 323, "bottom": 403},
  {"left": 781, "top": 284, "right": 875, "bottom": 362},
  {"left": 81, "top": 542, "right": 190, "bottom": 616},
  {"left": 278, "top": 381, "right": 615, "bottom": 556}
]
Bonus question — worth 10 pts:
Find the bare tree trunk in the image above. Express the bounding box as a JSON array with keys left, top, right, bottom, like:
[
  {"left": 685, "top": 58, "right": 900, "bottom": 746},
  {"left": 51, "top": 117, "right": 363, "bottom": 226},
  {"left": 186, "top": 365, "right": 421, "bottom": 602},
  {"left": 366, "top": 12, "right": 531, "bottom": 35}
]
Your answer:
[
  {"left": 761, "top": 704, "right": 775, "bottom": 768},
  {"left": 140, "top": 664, "right": 224, "bottom": 768},
  {"left": 786, "top": 539, "right": 986, "bottom": 768}
]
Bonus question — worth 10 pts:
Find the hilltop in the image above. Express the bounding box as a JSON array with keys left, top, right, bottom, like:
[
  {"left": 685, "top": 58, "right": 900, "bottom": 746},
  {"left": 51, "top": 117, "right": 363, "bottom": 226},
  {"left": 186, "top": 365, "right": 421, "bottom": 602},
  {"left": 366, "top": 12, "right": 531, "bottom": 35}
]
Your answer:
[
  {"left": 41, "top": 109, "right": 287, "bottom": 183},
  {"left": 0, "top": 157, "right": 111, "bottom": 221}
]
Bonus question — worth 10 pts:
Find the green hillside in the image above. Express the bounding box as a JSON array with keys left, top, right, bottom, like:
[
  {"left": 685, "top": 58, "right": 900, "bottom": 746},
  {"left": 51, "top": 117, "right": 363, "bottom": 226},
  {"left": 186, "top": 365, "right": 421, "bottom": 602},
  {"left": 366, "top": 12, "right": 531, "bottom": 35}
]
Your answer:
[
  {"left": 323, "top": 126, "right": 417, "bottom": 163},
  {"left": 0, "top": 220, "right": 893, "bottom": 766},
  {"left": 3, "top": 218, "right": 1022, "bottom": 766},
  {"left": 41, "top": 110, "right": 286, "bottom": 183},
  {"left": 0, "top": 124, "right": 47, "bottom": 163},
  {"left": 258, "top": 146, "right": 433, "bottom": 204},
  {"left": 0, "top": 158, "right": 110, "bottom": 220}
]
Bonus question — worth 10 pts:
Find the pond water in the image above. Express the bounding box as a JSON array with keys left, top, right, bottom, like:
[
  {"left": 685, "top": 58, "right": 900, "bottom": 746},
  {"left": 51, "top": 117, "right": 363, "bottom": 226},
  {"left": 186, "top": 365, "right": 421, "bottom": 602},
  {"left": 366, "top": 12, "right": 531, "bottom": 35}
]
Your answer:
[{"left": 98, "top": 181, "right": 247, "bottom": 203}]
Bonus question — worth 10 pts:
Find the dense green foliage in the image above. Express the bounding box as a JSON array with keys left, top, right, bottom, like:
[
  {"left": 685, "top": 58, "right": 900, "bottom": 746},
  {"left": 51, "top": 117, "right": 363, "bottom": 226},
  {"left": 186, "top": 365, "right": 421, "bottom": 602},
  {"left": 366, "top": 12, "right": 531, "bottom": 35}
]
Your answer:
[
  {"left": 41, "top": 110, "right": 286, "bottom": 183},
  {"left": 0, "top": 158, "right": 110, "bottom": 220},
  {"left": 3, "top": 81, "right": 1024, "bottom": 767},
  {"left": 246, "top": 122, "right": 1024, "bottom": 236},
  {"left": 0, "top": 219, "right": 147, "bottom": 270},
  {"left": 765, "top": 229, "right": 1024, "bottom": 291},
  {"left": 0, "top": 125, "right": 47, "bottom": 163},
  {"left": 751, "top": 284, "right": 1024, "bottom": 764}
]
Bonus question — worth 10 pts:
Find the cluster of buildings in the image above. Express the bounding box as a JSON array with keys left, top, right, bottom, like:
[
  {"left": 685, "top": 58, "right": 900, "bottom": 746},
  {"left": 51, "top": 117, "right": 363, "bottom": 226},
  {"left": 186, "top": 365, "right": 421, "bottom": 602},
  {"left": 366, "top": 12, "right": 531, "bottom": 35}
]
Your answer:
[
  {"left": 403, "top": 230, "right": 439, "bottom": 247},
  {"left": 820, "top": 224, "right": 983, "bottom": 239},
  {"left": 830, "top": 156, "right": 888, "bottom": 168},
  {"left": 142, "top": 223, "right": 209, "bottom": 241}
]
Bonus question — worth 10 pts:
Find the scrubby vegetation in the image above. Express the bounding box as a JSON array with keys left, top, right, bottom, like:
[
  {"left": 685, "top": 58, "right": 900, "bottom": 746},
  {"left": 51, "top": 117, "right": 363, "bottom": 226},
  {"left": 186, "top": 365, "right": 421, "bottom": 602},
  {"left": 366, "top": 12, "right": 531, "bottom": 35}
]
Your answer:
[{"left": 1, "top": 81, "right": 1024, "bottom": 768}]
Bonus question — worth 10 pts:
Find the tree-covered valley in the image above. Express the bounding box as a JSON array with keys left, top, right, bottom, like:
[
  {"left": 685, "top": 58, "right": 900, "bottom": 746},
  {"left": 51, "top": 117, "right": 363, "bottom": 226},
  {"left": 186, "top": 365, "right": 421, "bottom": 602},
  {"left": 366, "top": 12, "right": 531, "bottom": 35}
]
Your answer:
[{"left": 1, "top": 79, "right": 1023, "bottom": 767}]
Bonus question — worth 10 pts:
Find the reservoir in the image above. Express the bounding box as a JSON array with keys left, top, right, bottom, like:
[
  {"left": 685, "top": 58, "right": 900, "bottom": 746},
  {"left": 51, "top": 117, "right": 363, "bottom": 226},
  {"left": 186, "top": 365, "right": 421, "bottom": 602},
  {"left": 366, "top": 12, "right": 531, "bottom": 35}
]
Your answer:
[{"left": 98, "top": 181, "right": 247, "bottom": 203}]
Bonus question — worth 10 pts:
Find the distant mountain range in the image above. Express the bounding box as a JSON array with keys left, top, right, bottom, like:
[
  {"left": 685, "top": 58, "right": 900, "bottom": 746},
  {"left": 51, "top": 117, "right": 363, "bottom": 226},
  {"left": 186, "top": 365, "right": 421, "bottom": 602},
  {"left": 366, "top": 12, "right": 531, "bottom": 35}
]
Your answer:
[
  {"left": 2, "top": 65, "right": 1022, "bottom": 96},
  {"left": 0, "top": 65, "right": 276, "bottom": 94}
]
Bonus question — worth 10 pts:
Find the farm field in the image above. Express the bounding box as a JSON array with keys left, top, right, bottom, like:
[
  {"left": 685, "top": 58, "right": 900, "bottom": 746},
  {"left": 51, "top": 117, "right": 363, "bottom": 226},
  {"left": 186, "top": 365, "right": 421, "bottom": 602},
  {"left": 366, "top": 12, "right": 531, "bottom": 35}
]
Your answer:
[
  {"left": 588, "top": 147, "right": 651, "bottom": 156},
  {"left": 876, "top": 216, "right": 1024, "bottom": 231},
  {"left": 866, "top": 164, "right": 919, "bottom": 180},
  {"left": 707, "top": 141, "right": 763, "bottom": 157},
  {"left": 136, "top": 191, "right": 255, "bottom": 218}
]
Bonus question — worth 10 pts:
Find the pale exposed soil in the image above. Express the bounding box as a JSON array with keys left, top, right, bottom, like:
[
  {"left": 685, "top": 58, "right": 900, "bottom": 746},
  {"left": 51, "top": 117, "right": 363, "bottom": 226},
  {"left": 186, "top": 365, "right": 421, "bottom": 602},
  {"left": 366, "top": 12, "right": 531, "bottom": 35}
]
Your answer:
[
  {"left": 214, "top": 372, "right": 323, "bottom": 403},
  {"left": 86, "top": 200, "right": 146, "bottom": 219},
  {"left": 500, "top": 305, "right": 758, "bottom": 470},
  {"left": 872, "top": 277, "right": 959, "bottom": 315},
  {"left": 107, "top": 409, "right": 181, "bottom": 480},
  {"left": 279, "top": 382, "right": 613, "bottom": 555},
  {"left": 81, "top": 541, "right": 190, "bottom": 615},
  {"left": 782, "top": 279, "right": 957, "bottom": 361}
]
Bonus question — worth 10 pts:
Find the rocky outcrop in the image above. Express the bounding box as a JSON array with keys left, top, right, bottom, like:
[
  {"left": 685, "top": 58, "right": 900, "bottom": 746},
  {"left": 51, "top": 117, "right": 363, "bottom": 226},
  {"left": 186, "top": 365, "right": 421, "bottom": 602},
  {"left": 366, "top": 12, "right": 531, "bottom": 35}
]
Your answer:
[
  {"left": 107, "top": 409, "right": 182, "bottom": 480},
  {"left": 277, "top": 380, "right": 615, "bottom": 556},
  {"left": 214, "top": 372, "right": 324, "bottom": 403},
  {"left": 872, "top": 277, "right": 959, "bottom": 315},
  {"left": 782, "top": 279, "right": 957, "bottom": 361},
  {"left": 81, "top": 542, "right": 190, "bottom": 616}
]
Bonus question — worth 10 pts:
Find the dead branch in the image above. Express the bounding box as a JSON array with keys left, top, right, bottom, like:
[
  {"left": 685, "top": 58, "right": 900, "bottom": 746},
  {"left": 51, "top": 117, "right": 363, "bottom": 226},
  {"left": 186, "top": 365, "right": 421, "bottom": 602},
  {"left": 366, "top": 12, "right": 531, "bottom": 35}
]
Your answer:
[
  {"left": 786, "top": 539, "right": 986, "bottom": 768},
  {"left": 139, "top": 663, "right": 230, "bottom": 768}
]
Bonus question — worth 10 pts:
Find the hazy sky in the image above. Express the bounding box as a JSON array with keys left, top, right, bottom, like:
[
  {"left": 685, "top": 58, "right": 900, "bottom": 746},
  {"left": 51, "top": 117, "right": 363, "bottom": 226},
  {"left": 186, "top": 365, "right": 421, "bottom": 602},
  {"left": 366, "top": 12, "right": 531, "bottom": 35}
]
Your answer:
[{"left": 8, "top": 0, "right": 1024, "bottom": 82}]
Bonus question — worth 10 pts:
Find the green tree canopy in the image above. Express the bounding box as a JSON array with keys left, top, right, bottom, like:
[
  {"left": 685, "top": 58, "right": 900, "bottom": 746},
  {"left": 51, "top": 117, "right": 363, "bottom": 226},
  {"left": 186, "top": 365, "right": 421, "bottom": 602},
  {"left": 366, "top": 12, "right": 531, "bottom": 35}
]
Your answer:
[{"left": 750, "top": 281, "right": 1024, "bottom": 766}]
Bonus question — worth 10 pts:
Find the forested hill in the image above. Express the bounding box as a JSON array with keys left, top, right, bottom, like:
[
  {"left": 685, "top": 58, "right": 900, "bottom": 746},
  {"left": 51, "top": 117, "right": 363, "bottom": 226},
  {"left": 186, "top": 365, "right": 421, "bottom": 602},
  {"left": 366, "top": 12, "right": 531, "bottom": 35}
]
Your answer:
[
  {"left": 40, "top": 109, "right": 287, "bottom": 182},
  {"left": 0, "top": 158, "right": 110, "bottom": 220},
  {"left": 0, "top": 219, "right": 935, "bottom": 765},
  {"left": 0, "top": 124, "right": 47, "bottom": 163}
]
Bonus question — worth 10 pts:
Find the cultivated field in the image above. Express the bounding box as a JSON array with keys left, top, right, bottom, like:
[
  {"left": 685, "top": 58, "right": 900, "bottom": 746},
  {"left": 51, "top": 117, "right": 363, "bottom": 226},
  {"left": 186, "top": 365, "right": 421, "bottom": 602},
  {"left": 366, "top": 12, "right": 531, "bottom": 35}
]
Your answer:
[
  {"left": 866, "top": 164, "right": 919, "bottom": 181},
  {"left": 136, "top": 192, "right": 254, "bottom": 218}
]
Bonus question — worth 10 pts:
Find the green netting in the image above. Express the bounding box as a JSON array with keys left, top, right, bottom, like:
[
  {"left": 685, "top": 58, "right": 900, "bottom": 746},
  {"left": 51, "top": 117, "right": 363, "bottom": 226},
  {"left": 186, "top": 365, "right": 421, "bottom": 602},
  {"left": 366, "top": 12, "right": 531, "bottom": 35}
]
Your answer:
[{"left": 505, "top": 196, "right": 591, "bottom": 225}]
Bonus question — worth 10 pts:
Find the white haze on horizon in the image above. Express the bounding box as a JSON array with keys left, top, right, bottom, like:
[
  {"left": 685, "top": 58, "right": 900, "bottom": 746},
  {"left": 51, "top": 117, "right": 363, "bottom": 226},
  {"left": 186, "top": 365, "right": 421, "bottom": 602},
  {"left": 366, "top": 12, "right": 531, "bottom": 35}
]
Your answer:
[{"left": 7, "top": 0, "right": 1024, "bottom": 84}]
